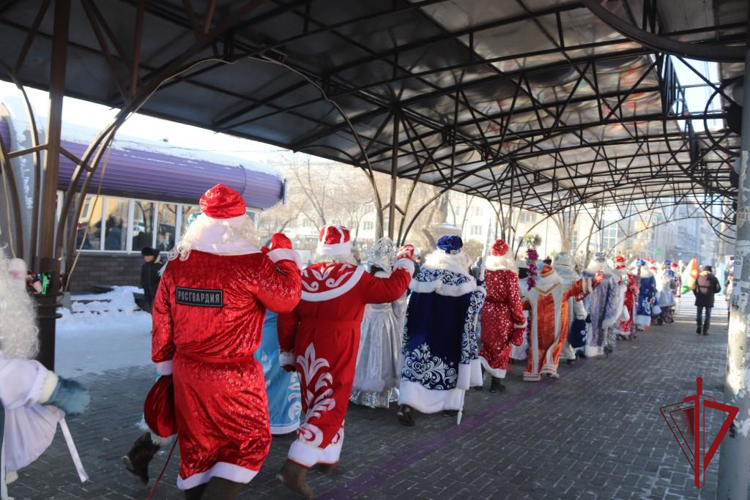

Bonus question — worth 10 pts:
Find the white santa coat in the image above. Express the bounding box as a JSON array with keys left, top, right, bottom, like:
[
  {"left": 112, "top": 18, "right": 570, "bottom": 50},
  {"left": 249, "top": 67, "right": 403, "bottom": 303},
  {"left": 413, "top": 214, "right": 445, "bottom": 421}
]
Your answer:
[{"left": 0, "top": 350, "right": 63, "bottom": 498}]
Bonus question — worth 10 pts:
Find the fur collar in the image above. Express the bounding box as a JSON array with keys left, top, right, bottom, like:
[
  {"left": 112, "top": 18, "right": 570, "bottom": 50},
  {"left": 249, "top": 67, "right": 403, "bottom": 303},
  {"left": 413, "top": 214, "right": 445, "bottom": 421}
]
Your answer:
[
  {"left": 534, "top": 270, "right": 563, "bottom": 295},
  {"left": 484, "top": 254, "right": 517, "bottom": 272},
  {"left": 423, "top": 250, "right": 472, "bottom": 278},
  {"left": 553, "top": 264, "right": 579, "bottom": 284}
]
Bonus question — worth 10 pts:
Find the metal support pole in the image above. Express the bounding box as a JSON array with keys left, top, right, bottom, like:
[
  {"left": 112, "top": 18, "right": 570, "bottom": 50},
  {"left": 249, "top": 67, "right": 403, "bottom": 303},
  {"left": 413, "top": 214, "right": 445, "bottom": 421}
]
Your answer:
[
  {"left": 388, "top": 112, "right": 399, "bottom": 241},
  {"left": 35, "top": 0, "right": 70, "bottom": 370},
  {"left": 718, "top": 21, "right": 750, "bottom": 499}
]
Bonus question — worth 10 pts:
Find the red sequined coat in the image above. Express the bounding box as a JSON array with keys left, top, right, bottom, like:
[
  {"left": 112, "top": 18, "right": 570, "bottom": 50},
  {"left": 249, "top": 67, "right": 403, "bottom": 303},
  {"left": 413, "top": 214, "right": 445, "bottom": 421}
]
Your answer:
[
  {"left": 151, "top": 249, "right": 301, "bottom": 489},
  {"left": 277, "top": 260, "right": 412, "bottom": 468},
  {"left": 479, "top": 269, "right": 526, "bottom": 378},
  {"left": 618, "top": 272, "right": 639, "bottom": 335}
]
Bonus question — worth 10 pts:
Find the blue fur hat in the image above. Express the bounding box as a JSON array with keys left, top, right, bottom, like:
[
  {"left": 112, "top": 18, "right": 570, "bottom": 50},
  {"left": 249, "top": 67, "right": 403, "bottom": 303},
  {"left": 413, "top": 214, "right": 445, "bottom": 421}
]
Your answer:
[{"left": 436, "top": 235, "right": 463, "bottom": 255}]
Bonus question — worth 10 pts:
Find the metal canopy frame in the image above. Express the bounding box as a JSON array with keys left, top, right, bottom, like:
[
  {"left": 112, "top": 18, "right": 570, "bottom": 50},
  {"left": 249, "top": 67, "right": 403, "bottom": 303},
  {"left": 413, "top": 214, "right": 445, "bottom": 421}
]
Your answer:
[{"left": 0, "top": 0, "right": 744, "bottom": 368}]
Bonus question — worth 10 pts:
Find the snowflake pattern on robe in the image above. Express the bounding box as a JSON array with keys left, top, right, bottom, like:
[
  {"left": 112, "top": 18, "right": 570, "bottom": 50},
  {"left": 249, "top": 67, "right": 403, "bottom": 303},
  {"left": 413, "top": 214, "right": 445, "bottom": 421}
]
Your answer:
[
  {"left": 402, "top": 343, "right": 459, "bottom": 389},
  {"left": 401, "top": 267, "right": 483, "bottom": 391}
]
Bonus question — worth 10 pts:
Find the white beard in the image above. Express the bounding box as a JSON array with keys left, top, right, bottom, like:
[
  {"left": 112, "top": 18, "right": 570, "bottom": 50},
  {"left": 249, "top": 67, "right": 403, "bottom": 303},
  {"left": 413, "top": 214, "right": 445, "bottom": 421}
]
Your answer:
[{"left": 0, "top": 249, "right": 39, "bottom": 360}]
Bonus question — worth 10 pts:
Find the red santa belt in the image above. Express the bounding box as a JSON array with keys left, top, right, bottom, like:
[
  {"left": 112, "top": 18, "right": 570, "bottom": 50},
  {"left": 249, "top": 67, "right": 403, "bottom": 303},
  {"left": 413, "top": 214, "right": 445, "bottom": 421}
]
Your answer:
[
  {"left": 177, "top": 351, "right": 256, "bottom": 364},
  {"left": 301, "top": 319, "right": 360, "bottom": 329}
]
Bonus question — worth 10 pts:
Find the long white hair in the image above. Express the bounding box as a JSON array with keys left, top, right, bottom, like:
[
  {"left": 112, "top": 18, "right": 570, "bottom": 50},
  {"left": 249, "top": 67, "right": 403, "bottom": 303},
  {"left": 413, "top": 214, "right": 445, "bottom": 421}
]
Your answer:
[
  {"left": 172, "top": 213, "right": 258, "bottom": 260},
  {"left": 0, "top": 247, "right": 39, "bottom": 360}
]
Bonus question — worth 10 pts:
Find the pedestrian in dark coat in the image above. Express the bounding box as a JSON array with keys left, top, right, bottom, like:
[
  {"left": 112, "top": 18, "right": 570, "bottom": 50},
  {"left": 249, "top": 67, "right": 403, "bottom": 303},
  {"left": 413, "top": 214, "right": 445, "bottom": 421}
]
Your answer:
[
  {"left": 693, "top": 265, "right": 721, "bottom": 335},
  {"left": 140, "top": 247, "right": 161, "bottom": 313}
]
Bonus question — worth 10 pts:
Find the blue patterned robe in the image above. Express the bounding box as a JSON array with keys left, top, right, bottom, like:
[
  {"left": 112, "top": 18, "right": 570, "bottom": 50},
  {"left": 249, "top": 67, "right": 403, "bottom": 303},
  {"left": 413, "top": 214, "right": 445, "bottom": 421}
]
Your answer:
[
  {"left": 255, "top": 312, "right": 301, "bottom": 434},
  {"left": 636, "top": 275, "right": 658, "bottom": 326},
  {"left": 582, "top": 272, "right": 620, "bottom": 357},
  {"left": 399, "top": 266, "right": 486, "bottom": 413}
]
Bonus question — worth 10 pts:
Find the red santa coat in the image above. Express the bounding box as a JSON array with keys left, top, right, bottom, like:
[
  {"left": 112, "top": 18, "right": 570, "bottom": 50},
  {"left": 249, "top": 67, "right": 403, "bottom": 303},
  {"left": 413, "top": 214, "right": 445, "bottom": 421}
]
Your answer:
[
  {"left": 479, "top": 269, "right": 526, "bottom": 378},
  {"left": 618, "top": 271, "right": 638, "bottom": 336},
  {"left": 152, "top": 249, "right": 301, "bottom": 489},
  {"left": 277, "top": 260, "right": 412, "bottom": 468}
]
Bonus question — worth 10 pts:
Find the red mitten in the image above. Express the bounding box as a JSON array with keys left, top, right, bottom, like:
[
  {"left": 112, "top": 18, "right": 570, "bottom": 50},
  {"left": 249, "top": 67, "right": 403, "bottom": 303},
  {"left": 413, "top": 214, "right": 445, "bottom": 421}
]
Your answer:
[
  {"left": 396, "top": 244, "right": 415, "bottom": 261},
  {"left": 144, "top": 375, "right": 176, "bottom": 438},
  {"left": 271, "top": 233, "right": 293, "bottom": 250}
]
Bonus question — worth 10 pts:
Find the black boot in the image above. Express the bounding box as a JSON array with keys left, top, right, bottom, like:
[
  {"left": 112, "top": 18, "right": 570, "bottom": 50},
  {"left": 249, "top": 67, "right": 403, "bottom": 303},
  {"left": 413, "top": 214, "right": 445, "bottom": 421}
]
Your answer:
[
  {"left": 277, "top": 460, "right": 313, "bottom": 499},
  {"left": 696, "top": 319, "right": 702, "bottom": 334},
  {"left": 397, "top": 404, "right": 416, "bottom": 427},
  {"left": 121, "top": 432, "right": 160, "bottom": 484},
  {"left": 703, "top": 322, "right": 710, "bottom": 336},
  {"left": 489, "top": 377, "right": 505, "bottom": 393}
]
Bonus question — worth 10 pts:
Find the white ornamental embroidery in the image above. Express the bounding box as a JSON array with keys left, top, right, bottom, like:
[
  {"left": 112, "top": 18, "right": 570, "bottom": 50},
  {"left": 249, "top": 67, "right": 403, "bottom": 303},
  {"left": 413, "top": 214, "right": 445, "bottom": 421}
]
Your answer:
[
  {"left": 296, "top": 343, "right": 336, "bottom": 447},
  {"left": 301, "top": 264, "right": 354, "bottom": 293}
]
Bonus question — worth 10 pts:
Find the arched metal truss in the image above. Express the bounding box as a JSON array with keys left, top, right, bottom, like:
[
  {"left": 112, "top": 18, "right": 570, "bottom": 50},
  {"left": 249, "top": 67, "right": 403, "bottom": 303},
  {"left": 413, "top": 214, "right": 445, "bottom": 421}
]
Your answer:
[{"left": 0, "top": 0, "right": 743, "bottom": 365}]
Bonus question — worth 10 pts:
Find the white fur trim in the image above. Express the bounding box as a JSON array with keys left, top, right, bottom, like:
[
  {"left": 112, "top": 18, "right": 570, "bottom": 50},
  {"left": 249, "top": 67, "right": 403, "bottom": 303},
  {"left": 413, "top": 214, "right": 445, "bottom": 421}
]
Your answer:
[
  {"left": 301, "top": 266, "right": 366, "bottom": 302},
  {"left": 585, "top": 345, "right": 604, "bottom": 358},
  {"left": 279, "top": 350, "right": 295, "bottom": 367},
  {"left": 582, "top": 277, "right": 592, "bottom": 295},
  {"left": 456, "top": 359, "right": 482, "bottom": 390},
  {"left": 523, "top": 372, "right": 542, "bottom": 382},
  {"left": 393, "top": 258, "right": 415, "bottom": 275},
  {"left": 422, "top": 251, "right": 472, "bottom": 278},
  {"left": 267, "top": 248, "right": 303, "bottom": 269},
  {"left": 318, "top": 439, "right": 343, "bottom": 465},
  {"left": 155, "top": 361, "right": 173, "bottom": 375},
  {"left": 409, "top": 274, "right": 478, "bottom": 297},
  {"left": 136, "top": 420, "right": 176, "bottom": 445},
  {"left": 317, "top": 241, "right": 352, "bottom": 256},
  {"left": 602, "top": 282, "right": 626, "bottom": 328},
  {"left": 177, "top": 462, "right": 258, "bottom": 490},
  {"left": 513, "top": 321, "right": 527, "bottom": 329},
  {"left": 586, "top": 260, "right": 613, "bottom": 274},
  {"left": 484, "top": 255, "right": 517, "bottom": 272},
  {"left": 479, "top": 356, "right": 507, "bottom": 379},
  {"left": 397, "top": 380, "right": 466, "bottom": 413},
  {"left": 288, "top": 439, "right": 324, "bottom": 468},
  {"left": 38, "top": 371, "right": 59, "bottom": 404}
]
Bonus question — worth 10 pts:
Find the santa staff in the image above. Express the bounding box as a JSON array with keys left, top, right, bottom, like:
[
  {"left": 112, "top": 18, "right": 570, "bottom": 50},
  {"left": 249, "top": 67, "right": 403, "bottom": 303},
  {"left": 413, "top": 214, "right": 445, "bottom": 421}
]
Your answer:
[
  {"left": 277, "top": 225, "right": 414, "bottom": 499},
  {"left": 147, "top": 183, "right": 302, "bottom": 499}
]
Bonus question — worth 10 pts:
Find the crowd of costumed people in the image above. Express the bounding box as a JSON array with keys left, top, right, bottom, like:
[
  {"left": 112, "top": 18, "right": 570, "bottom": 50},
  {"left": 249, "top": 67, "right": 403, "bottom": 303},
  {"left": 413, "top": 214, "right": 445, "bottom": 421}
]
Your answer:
[{"left": 2, "top": 182, "right": 719, "bottom": 500}]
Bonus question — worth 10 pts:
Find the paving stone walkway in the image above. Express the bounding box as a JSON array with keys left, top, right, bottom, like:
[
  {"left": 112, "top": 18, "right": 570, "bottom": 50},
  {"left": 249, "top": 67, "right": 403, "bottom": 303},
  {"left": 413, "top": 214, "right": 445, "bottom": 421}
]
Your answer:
[{"left": 12, "top": 298, "right": 739, "bottom": 499}]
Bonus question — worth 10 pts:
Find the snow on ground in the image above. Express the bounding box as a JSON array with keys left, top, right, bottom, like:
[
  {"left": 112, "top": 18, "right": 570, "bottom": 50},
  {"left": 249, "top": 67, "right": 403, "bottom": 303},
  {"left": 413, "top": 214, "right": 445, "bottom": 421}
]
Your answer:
[{"left": 56, "top": 286, "right": 153, "bottom": 378}]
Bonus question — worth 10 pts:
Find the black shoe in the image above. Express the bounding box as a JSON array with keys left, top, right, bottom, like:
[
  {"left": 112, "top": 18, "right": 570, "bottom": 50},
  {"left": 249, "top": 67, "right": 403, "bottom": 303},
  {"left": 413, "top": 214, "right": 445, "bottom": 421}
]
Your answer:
[
  {"left": 703, "top": 322, "right": 710, "bottom": 336},
  {"left": 122, "top": 432, "right": 160, "bottom": 484},
  {"left": 489, "top": 377, "right": 505, "bottom": 393},
  {"left": 443, "top": 410, "right": 459, "bottom": 417},
  {"left": 397, "top": 405, "right": 415, "bottom": 427},
  {"left": 566, "top": 358, "right": 575, "bottom": 365}
]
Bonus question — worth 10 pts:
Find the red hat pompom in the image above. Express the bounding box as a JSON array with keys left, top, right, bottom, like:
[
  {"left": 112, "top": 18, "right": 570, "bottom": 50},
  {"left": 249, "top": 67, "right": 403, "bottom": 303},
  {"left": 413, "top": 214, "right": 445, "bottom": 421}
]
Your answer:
[
  {"left": 199, "top": 184, "right": 247, "bottom": 219},
  {"left": 491, "top": 239, "right": 509, "bottom": 257}
]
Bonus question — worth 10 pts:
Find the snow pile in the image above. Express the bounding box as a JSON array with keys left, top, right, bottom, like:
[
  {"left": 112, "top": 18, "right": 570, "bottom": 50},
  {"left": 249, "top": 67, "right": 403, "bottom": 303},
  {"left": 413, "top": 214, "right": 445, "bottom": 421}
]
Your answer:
[{"left": 58, "top": 286, "right": 152, "bottom": 336}]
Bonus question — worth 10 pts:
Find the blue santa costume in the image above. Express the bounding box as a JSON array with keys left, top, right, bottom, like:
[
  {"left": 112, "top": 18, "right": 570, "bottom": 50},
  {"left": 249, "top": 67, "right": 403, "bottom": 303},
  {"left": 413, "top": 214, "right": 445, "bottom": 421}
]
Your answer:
[
  {"left": 397, "top": 236, "right": 486, "bottom": 426},
  {"left": 635, "top": 260, "right": 658, "bottom": 328},
  {"left": 255, "top": 312, "right": 302, "bottom": 434},
  {"left": 582, "top": 253, "right": 622, "bottom": 357}
]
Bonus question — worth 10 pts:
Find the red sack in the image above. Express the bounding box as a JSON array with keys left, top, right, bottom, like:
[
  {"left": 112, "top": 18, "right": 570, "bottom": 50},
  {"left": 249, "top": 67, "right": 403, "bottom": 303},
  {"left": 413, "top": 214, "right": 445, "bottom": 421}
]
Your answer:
[{"left": 144, "top": 375, "right": 177, "bottom": 438}]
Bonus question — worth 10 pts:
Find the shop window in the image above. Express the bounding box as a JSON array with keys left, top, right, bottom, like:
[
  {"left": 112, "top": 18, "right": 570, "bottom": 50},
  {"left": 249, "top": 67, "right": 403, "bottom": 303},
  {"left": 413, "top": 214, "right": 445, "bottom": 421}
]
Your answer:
[
  {"left": 363, "top": 221, "right": 374, "bottom": 231},
  {"left": 133, "top": 201, "right": 156, "bottom": 251},
  {"left": 157, "top": 203, "right": 178, "bottom": 251},
  {"left": 103, "top": 198, "right": 129, "bottom": 251},
  {"left": 77, "top": 195, "right": 104, "bottom": 251},
  {"left": 181, "top": 205, "right": 200, "bottom": 236}
]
